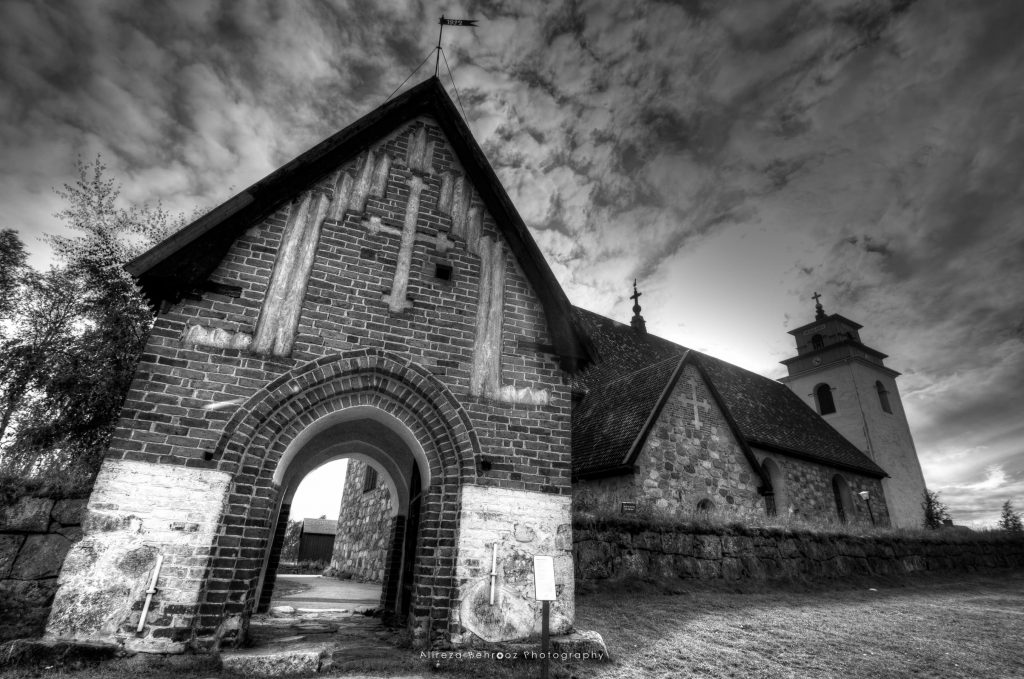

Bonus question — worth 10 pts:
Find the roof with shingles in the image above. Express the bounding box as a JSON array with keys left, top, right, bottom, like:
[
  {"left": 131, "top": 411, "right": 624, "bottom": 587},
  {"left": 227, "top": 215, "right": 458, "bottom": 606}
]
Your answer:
[{"left": 570, "top": 306, "right": 887, "bottom": 479}]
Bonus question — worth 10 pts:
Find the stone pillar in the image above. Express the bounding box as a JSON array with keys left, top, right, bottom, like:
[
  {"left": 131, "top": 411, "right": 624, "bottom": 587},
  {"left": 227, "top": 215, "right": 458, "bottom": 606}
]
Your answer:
[
  {"left": 46, "top": 459, "right": 230, "bottom": 653},
  {"left": 452, "top": 486, "right": 573, "bottom": 645}
]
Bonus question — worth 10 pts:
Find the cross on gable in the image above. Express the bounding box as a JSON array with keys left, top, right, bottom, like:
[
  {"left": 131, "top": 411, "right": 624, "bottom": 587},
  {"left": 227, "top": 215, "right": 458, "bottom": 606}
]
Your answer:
[{"left": 680, "top": 377, "right": 712, "bottom": 429}]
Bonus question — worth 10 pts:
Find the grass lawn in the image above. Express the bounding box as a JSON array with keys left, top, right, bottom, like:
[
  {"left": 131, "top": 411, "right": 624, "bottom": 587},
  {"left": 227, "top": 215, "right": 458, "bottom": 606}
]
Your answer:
[
  {"left": 3, "top": 571, "right": 1021, "bottom": 678},
  {"left": 570, "top": 570, "right": 1024, "bottom": 679}
]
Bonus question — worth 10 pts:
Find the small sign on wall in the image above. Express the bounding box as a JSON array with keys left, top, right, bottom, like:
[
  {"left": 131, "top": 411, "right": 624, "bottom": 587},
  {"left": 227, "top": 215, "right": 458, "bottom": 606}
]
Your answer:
[
  {"left": 620, "top": 501, "right": 637, "bottom": 514},
  {"left": 533, "top": 556, "right": 557, "bottom": 601}
]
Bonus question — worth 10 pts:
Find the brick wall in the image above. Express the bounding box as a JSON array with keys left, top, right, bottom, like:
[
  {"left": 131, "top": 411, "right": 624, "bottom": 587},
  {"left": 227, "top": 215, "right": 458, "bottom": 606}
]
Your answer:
[
  {"left": 332, "top": 460, "right": 393, "bottom": 582},
  {"left": 48, "top": 115, "right": 574, "bottom": 650},
  {"left": 0, "top": 493, "right": 86, "bottom": 642}
]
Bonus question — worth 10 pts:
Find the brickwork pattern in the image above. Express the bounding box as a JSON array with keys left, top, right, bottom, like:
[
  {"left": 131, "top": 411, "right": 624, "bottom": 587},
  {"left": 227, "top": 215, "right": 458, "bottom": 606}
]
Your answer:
[
  {"left": 61, "top": 117, "right": 574, "bottom": 650},
  {"left": 332, "top": 460, "right": 394, "bottom": 582}
]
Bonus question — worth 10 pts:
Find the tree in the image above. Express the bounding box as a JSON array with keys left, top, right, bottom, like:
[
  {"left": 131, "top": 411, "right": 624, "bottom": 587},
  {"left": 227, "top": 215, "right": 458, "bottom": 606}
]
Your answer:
[
  {"left": 0, "top": 229, "right": 27, "bottom": 328},
  {"left": 281, "top": 520, "right": 302, "bottom": 563},
  {"left": 0, "top": 157, "right": 186, "bottom": 488},
  {"left": 921, "top": 489, "right": 951, "bottom": 529},
  {"left": 998, "top": 500, "right": 1023, "bottom": 534}
]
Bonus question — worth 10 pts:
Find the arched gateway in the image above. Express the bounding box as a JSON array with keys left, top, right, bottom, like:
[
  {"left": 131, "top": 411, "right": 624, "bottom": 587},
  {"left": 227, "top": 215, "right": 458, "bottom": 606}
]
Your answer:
[
  {"left": 45, "top": 78, "right": 592, "bottom": 654},
  {"left": 195, "top": 351, "right": 477, "bottom": 645}
]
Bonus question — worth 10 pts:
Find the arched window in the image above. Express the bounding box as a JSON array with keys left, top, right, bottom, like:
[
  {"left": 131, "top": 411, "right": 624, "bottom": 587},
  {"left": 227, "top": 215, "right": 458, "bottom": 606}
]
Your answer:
[
  {"left": 815, "top": 383, "right": 836, "bottom": 415},
  {"left": 696, "top": 499, "right": 715, "bottom": 517},
  {"left": 811, "top": 334, "right": 824, "bottom": 350},
  {"left": 876, "top": 381, "right": 892, "bottom": 414},
  {"left": 831, "top": 475, "right": 854, "bottom": 524},
  {"left": 761, "top": 458, "right": 787, "bottom": 517}
]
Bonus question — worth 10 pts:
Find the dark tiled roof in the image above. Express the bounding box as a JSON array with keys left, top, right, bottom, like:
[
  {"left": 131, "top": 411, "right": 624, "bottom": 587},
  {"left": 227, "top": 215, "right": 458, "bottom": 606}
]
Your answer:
[
  {"left": 301, "top": 518, "right": 338, "bottom": 535},
  {"left": 696, "top": 353, "right": 886, "bottom": 476},
  {"left": 570, "top": 307, "right": 887, "bottom": 479}
]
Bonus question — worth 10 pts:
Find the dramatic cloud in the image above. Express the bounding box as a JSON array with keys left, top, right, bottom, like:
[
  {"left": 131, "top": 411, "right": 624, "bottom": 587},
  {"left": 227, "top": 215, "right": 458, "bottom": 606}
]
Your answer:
[{"left": 1, "top": 0, "right": 1020, "bottom": 525}]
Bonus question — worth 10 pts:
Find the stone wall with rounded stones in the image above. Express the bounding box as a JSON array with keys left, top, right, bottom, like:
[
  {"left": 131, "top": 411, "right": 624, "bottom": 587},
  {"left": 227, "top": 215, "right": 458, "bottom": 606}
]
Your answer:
[
  {"left": 331, "top": 459, "right": 393, "bottom": 582},
  {"left": 573, "top": 363, "right": 891, "bottom": 526},
  {"left": 574, "top": 521, "right": 1024, "bottom": 583},
  {"left": 0, "top": 493, "right": 87, "bottom": 641},
  {"left": 69, "top": 115, "right": 575, "bottom": 650}
]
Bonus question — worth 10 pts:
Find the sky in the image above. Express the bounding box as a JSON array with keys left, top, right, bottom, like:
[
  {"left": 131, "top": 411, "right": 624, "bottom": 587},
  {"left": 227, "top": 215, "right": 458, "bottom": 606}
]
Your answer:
[{"left": 1, "top": 0, "right": 1021, "bottom": 526}]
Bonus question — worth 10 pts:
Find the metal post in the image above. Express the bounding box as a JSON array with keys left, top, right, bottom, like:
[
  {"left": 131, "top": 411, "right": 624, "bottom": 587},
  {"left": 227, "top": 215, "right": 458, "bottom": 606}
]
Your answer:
[
  {"left": 540, "top": 600, "right": 550, "bottom": 679},
  {"left": 435, "top": 17, "right": 444, "bottom": 77}
]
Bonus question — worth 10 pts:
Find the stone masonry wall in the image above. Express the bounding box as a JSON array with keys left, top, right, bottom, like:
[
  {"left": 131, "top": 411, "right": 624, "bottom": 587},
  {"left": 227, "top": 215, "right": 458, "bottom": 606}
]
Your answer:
[
  {"left": 575, "top": 521, "right": 1024, "bottom": 583},
  {"left": 331, "top": 460, "right": 393, "bottom": 582},
  {"left": 572, "top": 362, "right": 889, "bottom": 528},
  {"left": 452, "top": 486, "right": 573, "bottom": 645},
  {"left": 755, "top": 449, "right": 890, "bottom": 527},
  {"left": 51, "top": 115, "right": 574, "bottom": 649},
  {"left": 0, "top": 492, "right": 87, "bottom": 642}
]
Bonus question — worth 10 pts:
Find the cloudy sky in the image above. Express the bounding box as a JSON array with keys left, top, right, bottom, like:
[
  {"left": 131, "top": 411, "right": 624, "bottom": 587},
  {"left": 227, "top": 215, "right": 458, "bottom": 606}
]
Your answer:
[{"left": 1, "top": 0, "right": 1021, "bottom": 526}]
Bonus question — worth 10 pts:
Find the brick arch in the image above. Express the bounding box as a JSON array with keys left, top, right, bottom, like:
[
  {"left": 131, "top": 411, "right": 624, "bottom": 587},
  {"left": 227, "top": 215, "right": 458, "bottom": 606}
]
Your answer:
[{"left": 194, "top": 349, "right": 479, "bottom": 648}]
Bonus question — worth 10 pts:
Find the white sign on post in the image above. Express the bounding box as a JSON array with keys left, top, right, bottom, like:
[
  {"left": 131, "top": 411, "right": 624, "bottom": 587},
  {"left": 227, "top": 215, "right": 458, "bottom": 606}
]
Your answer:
[{"left": 533, "top": 555, "right": 557, "bottom": 601}]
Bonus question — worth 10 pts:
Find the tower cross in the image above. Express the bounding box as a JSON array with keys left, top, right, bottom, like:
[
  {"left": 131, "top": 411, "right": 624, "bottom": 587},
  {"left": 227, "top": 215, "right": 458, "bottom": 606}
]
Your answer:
[
  {"left": 812, "top": 292, "right": 821, "bottom": 305},
  {"left": 631, "top": 279, "right": 642, "bottom": 311}
]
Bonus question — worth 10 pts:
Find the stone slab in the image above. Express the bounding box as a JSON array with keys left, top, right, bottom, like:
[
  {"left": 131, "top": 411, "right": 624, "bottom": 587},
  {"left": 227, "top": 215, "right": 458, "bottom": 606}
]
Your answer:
[
  {"left": 11, "top": 534, "right": 72, "bottom": 580},
  {"left": 0, "top": 497, "right": 53, "bottom": 532},
  {"left": 0, "top": 534, "right": 25, "bottom": 578},
  {"left": 220, "top": 645, "right": 324, "bottom": 677}
]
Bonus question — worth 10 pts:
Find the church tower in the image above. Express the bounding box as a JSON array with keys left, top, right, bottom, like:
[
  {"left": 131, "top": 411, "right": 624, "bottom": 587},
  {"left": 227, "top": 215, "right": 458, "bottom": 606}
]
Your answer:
[{"left": 779, "top": 294, "right": 927, "bottom": 528}]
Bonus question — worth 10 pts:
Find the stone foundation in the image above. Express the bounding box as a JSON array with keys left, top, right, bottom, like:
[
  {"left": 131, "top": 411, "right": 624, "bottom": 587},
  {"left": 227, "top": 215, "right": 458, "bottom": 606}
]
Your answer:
[
  {"left": 574, "top": 520, "right": 1024, "bottom": 582},
  {"left": 0, "top": 493, "right": 87, "bottom": 642},
  {"left": 45, "top": 459, "right": 231, "bottom": 653},
  {"left": 452, "top": 486, "right": 573, "bottom": 645}
]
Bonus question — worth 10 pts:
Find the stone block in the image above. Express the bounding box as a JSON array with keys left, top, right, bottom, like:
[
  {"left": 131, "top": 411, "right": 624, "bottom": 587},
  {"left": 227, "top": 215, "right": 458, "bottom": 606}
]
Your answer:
[
  {"left": 721, "top": 557, "right": 743, "bottom": 580},
  {"left": 11, "top": 534, "right": 73, "bottom": 580},
  {"left": 51, "top": 499, "right": 88, "bottom": 526},
  {"left": 551, "top": 629, "right": 609, "bottom": 661},
  {"left": 660, "top": 532, "right": 692, "bottom": 555},
  {"left": 220, "top": 647, "right": 322, "bottom": 676},
  {"left": 0, "top": 579, "right": 60, "bottom": 642},
  {"left": 693, "top": 534, "right": 722, "bottom": 560},
  {"left": 0, "top": 497, "right": 54, "bottom": 532},
  {"left": 1, "top": 533, "right": 26, "bottom": 578}
]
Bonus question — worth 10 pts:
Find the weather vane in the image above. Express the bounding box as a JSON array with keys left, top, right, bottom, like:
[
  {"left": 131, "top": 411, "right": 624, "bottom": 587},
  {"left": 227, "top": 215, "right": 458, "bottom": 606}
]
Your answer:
[{"left": 436, "top": 15, "right": 479, "bottom": 77}]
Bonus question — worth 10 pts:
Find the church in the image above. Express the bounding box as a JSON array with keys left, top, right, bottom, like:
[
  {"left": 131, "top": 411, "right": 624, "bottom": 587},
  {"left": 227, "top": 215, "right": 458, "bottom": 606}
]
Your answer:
[{"left": 45, "top": 77, "right": 926, "bottom": 654}]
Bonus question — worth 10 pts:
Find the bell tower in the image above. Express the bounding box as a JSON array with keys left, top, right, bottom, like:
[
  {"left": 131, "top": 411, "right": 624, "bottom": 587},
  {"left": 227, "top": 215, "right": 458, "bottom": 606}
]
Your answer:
[{"left": 779, "top": 294, "right": 927, "bottom": 528}]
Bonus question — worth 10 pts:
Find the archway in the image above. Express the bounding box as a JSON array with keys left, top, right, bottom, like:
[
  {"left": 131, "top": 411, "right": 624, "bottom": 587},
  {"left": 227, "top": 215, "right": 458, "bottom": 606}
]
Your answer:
[
  {"left": 195, "top": 350, "right": 478, "bottom": 648},
  {"left": 256, "top": 410, "right": 427, "bottom": 617}
]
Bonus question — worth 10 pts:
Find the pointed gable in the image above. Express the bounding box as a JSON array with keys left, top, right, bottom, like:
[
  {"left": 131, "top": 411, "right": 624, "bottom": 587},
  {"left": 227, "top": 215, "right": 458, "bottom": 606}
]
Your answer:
[
  {"left": 571, "top": 306, "right": 887, "bottom": 479},
  {"left": 126, "top": 77, "right": 592, "bottom": 371}
]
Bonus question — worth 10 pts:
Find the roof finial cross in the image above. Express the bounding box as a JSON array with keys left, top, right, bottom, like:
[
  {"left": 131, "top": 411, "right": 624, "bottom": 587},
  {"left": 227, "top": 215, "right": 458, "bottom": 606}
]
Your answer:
[
  {"left": 813, "top": 291, "right": 826, "bottom": 320},
  {"left": 630, "top": 279, "right": 647, "bottom": 334}
]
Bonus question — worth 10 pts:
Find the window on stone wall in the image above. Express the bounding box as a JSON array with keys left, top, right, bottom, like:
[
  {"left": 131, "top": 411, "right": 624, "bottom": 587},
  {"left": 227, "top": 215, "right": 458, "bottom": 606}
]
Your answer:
[
  {"left": 815, "top": 383, "right": 836, "bottom": 415},
  {"left": 363, "top": 466, "right": 378, "bottom": 493},
  {"left": 696, "top": 499, "right": 715, "bottom": 517},
  {"left": 876, "top": 381, "right": 892, "bottom": 414},
  {"left": 811, "top": 333, "right": 824, "bottom": 350}
]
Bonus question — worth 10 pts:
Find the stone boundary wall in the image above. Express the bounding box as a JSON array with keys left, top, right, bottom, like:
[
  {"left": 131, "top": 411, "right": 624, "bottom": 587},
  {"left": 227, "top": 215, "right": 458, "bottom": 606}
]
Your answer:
[
  {"left": 0, "top": 493, "right": 88, "bottom": 641},
  {"left": 574, "top": 520, "right": 1024, "bottom": 583}
]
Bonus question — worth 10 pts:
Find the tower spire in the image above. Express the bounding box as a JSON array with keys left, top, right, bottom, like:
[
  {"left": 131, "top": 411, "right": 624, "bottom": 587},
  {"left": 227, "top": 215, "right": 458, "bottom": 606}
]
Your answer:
[
  {"left": 812, "top": 291, "right": 826, "bottom": 320},
  {"left": 630, "top": 279, "right": 647, "bottom": 334}
]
